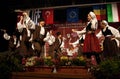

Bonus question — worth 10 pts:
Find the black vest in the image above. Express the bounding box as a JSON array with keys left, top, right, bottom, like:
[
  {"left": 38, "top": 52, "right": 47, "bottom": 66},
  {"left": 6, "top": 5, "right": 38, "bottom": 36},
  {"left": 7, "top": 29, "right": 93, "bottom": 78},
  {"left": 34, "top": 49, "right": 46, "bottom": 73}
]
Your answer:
[
  {"left": 102, "top": 27, "right": 113, "bottom": 36},
  {"left": 86, "top": 22, "right": 92, "bottom": 32}
]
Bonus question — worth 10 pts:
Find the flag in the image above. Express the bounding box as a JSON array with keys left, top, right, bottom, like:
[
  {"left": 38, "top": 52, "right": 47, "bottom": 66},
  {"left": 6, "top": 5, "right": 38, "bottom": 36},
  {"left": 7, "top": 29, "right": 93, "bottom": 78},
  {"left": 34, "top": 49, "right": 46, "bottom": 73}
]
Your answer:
[
  {"left": 29, "top": 9, "right": 42, "bottom": 25},
  {"left": 117, "top": 3, "right": 120, "bottom": 22},
  {"left": 93, "top": 5, "right": 106, "bottom": 20},
  {"left": 42, "top": 9, "right": 54, "bottom": 24},
  {"left": 93, "top": 5, "right": 101, "bottom": 20},
  {"left": 67, "top": 8, "right": 79, "bottom": 22},
  {"left": 107, "top": 3, "right": 120, "bottom": 22}
]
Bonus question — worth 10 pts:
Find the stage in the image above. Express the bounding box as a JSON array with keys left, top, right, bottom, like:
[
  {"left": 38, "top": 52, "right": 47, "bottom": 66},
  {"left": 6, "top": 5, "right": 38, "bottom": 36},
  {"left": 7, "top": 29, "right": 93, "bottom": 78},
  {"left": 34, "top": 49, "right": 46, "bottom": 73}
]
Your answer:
[{"left": 12, "top": 66, "right": 94, "bottom": 79}]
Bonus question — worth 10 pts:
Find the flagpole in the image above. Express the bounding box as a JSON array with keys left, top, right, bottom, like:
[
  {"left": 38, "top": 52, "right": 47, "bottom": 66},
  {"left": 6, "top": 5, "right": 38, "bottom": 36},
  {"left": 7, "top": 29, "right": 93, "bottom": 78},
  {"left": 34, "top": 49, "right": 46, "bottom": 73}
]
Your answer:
[{"left": 15, "top": 1, "right": 120, "bottom": 11}]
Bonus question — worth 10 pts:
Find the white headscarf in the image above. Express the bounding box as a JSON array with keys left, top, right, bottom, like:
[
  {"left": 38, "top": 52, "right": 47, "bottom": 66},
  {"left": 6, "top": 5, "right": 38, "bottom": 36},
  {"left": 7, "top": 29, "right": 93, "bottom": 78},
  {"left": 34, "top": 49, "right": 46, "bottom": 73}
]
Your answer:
[
  {"left": 89, "top": 11, "right": 98, "bottom": 29},
  {"left": 102, "top": 20, "right": 109, "bottom": 26},
  {"left": 89, "top": 11, "right": 97, "bottom": 20}
]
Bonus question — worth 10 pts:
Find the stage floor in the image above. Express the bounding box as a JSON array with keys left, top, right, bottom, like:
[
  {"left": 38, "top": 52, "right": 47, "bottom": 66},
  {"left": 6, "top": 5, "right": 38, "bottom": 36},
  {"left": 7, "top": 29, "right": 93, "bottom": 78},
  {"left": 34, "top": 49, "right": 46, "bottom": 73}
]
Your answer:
[{"left": 12, "top": 66, "right": 95, "bottom": 79}]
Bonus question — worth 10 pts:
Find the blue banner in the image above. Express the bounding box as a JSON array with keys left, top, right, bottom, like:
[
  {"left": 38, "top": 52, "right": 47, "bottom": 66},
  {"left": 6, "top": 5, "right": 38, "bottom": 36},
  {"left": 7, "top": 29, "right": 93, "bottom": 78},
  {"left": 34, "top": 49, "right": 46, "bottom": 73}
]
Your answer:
[{"left": 67, "top": 8, "right": 79, "bottom": 22}]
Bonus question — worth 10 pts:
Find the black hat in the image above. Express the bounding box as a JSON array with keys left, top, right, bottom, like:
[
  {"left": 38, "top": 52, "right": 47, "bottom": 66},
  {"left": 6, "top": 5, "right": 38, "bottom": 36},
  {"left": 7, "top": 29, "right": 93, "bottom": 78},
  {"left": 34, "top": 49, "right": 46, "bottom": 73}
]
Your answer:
[
  {"left": 56, "top": 32, "right": 61, "bottom": 36},
  {"left": 37, "top": 18, "right": 45, "bottom": 22}
]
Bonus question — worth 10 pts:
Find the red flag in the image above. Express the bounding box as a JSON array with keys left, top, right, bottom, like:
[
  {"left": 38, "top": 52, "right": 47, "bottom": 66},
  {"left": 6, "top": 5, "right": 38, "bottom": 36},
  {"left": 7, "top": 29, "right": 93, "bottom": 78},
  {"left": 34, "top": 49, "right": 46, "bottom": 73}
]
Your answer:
[
  {"left": 117, "top": 3, "right": 120, "bottom": 22},
  {"left": 42, "top": 9, "right": 54, "bottom": 24}
]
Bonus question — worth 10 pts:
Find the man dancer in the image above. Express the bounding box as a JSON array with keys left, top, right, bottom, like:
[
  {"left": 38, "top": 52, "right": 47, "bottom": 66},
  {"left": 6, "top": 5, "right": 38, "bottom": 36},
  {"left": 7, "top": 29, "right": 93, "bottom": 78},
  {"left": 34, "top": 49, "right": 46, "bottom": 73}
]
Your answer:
[{"left": 33, "top": 18, "right": 47, "bottom": 57}]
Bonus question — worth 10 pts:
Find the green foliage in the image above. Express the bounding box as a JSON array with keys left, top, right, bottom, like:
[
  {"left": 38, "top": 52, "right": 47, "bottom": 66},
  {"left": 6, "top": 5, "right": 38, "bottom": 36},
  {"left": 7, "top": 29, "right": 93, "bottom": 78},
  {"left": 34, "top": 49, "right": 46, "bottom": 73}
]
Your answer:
[
  {"left": 59, "top": 56, "right": 86, "bottom": 66},
  {"left": 24, "top": 56, "right": 86, "bottom": 67},
  {"left": 72, "top": 57, "right": 86, "bottom": 66},
  {"left": 34, "top": 58, "right": 44, "bottom": 66},
  {"left": 60, "top": 58, "right": 69, "bottom": 66},
  {"left": 0, "top": 51, "right": 23, "bottom": 79},
  {"left": 44, "top": 58, "right": 53, "bottom": 66},
  {"left": 91, "top": 58, "right": 120, "bottom": 79},
  {"left": 100, "top": 59, "right": 120, "bottom": 75}
]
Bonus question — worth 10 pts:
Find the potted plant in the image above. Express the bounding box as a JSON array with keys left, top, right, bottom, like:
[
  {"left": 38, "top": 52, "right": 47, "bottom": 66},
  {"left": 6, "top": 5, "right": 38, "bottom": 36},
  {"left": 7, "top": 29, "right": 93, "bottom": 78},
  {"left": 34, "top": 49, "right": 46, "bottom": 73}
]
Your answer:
[
  {"left": 91, "top": 58, "right": 120, "bottom": 79},
  {"left": 0, "top": 51, "right": 23, "bottom": 79}
]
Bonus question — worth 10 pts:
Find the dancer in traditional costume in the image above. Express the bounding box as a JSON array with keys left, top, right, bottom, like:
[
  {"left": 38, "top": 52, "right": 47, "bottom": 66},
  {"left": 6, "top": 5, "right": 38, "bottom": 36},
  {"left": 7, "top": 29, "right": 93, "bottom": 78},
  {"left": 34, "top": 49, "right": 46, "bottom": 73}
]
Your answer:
[
  {"left": 97, "top": 20, "right": 120, "bottom": 58},
  {"left": 72, "top": 11, "right": 101, "bottom": 64},
  {"left": 32, "top": 18, "right": 47, "bottom": 57},
  {"left": 44, "top": 29, "right": 55, "bottom": 57}
]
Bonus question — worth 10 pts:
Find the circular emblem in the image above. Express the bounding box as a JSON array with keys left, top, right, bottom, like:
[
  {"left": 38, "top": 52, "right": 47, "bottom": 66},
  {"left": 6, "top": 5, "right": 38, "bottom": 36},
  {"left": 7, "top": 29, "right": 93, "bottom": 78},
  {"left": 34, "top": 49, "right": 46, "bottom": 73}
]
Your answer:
[
  {"left": 69, "top": 11, "right": 77, "bottom": 18},
  {"left": 45, "top": 11, "right": 51, "bottom": 17}
]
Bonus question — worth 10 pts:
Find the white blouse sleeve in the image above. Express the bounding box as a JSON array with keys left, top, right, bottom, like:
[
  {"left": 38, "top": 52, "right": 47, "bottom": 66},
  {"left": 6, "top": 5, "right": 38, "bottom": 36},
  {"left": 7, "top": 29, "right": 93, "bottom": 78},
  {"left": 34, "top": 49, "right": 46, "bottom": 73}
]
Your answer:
[
  {"left": 43, "top": 32, "right": 50, "bottom": 42},
  {"left": 17, "top": 22, "right": 26, "bottom": 32},
  {"left": 60, "top": 41, "right": 65, "bottom": 48},
  {"left": 71, "top": 39, "right": 79, "bottom": 47},
  {"left": 75, "top": 27, "right": 86, "bottom": 34},
  {"left": 109, "top": 26, "right": 120, "bottom": 38},
  {"left": 96, "top": 30, "right": 103, "bottom": 38},
  {"left": 3, "top": 33, "right": 11, "bottom": 40},
  {"left": 91, "top": 20, "right": 98, "bottom": 30}
]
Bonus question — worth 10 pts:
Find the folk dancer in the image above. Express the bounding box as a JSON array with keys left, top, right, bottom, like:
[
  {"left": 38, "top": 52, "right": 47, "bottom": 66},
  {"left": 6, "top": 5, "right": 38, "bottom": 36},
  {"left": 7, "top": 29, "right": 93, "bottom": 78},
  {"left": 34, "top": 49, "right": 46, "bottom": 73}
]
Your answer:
[{"left": 96, "top": 20, "right": 120, "bottom": 58}]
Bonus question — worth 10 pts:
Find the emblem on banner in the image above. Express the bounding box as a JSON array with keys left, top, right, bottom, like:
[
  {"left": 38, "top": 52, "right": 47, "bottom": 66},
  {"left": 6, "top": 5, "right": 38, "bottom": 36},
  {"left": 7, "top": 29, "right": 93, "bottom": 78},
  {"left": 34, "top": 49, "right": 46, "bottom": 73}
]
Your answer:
[
  {"left": 69, "top": 11, "right": 77, "bottom": 18},
  {"left": 45, "top": 11, "right": 51, "bottom": 17}
]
